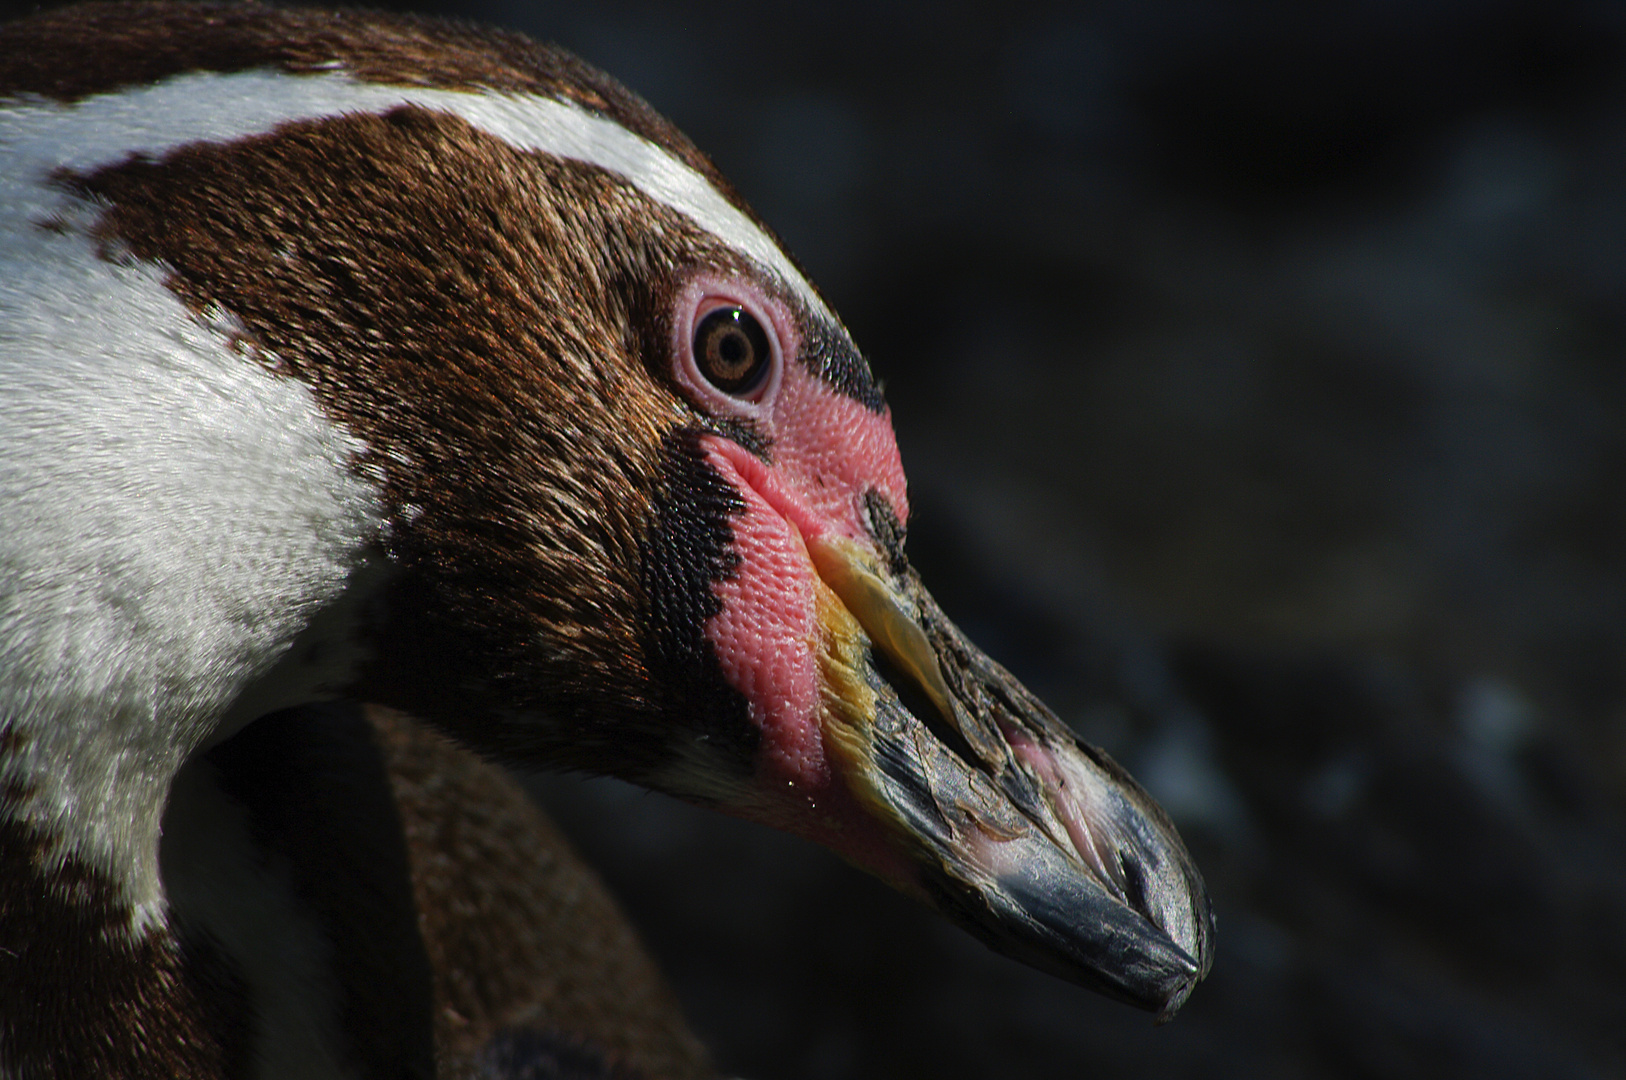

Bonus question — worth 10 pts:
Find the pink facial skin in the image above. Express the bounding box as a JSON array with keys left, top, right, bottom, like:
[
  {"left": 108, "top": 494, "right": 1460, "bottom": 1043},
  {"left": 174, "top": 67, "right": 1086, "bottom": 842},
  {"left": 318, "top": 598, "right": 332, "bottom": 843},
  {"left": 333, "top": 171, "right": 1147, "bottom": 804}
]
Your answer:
[
  {"left": 669, "top": 272, "right": 908, "bottom": 547},
  {"left": 669, "top": 272, "right": 913, "bottom": 874}
]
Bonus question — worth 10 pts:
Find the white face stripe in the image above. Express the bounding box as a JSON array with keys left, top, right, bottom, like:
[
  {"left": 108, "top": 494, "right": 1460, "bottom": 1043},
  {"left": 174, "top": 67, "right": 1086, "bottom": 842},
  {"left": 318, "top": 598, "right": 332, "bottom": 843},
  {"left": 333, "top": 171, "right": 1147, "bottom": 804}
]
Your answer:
[
  {"left": 0, "top": 68, "right": 833, "bottom": 320},
  {"left": 1, "top": 81, "right": 386, "bottom": 920}
]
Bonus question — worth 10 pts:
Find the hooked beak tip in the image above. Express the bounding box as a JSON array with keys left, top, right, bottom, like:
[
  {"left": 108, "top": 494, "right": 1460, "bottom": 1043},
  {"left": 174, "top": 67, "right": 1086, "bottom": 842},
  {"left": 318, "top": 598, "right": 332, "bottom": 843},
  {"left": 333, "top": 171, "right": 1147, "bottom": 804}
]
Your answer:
[{"left": 807, "top": 532, "right": 1214, "bottom": 1018}]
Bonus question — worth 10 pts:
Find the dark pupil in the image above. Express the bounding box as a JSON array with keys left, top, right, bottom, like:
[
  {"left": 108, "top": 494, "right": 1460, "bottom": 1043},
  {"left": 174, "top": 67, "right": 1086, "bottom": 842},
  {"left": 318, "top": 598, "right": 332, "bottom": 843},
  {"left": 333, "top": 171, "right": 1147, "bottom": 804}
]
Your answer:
[{"left": 695, "top": 307, "right": 771, "bottom": 394}]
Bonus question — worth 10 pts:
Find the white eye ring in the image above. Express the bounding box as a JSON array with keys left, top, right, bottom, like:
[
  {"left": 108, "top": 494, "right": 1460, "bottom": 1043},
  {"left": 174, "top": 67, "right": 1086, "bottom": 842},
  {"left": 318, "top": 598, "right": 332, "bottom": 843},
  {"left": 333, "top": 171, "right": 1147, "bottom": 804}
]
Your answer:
[{"left": 672, "top": 273, "right": 794, "bottom": 418}]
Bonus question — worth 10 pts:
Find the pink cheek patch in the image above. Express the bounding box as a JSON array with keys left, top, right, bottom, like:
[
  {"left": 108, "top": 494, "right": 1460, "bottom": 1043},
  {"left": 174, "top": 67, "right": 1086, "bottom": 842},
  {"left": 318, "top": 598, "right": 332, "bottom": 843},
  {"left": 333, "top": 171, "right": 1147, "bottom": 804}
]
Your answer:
[
  {"left": 769, "top": 367, "right": 910, "bottom": 544},
  {"left": 702, "top": 364, "right": 910, "bottom": 555},
  {"left": 688, "top": 335, "right": 910, "bottom": 827},
  {"left": 700, "top": 442, "right": 829, "bottom": 792}
]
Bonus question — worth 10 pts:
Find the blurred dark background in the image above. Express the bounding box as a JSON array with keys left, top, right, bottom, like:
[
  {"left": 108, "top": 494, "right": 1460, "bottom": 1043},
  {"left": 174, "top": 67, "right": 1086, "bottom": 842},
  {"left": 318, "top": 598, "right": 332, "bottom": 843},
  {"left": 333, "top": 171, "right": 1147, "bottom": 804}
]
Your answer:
[{"left": 14, "top": 0, "right": 1626, "bottom": 1076}]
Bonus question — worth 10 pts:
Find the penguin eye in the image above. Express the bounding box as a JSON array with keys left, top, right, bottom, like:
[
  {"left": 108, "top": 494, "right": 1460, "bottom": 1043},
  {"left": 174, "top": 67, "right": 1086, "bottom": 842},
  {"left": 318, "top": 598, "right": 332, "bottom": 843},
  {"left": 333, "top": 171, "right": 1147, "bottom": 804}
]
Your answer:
[{"left": 693, "top": 306, "right": 772, "bottom": 396}]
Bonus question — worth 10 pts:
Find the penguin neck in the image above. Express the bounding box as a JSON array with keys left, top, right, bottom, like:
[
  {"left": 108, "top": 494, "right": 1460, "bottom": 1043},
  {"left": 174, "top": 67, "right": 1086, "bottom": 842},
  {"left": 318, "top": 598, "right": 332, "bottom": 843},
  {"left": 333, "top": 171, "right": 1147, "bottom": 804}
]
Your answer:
[
  {"left": 0, "top": 561, "right": 392, "bottom": 1080},
  {"left": 1, "top": 688, "right": 217, "bottom": 934},
  {"left": 0, "top": 699, "right": 252, "bottom": 1079},
  {"left": 0, "top": 712, "right": 362, "bottom": 1080},
  {"left": 0, "top": 554, "right": 388, "bottom": 937},
  {"left": 0, "top": 167, "right": 388, "bottom": 931}
]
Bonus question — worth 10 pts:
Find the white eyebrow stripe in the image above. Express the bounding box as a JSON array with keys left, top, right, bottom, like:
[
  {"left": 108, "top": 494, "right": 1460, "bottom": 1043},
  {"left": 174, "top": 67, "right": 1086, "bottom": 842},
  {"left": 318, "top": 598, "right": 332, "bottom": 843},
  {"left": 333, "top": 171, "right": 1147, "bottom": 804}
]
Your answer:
[{"left": 0, "top": 68, "right": 832, "bottom": 319}]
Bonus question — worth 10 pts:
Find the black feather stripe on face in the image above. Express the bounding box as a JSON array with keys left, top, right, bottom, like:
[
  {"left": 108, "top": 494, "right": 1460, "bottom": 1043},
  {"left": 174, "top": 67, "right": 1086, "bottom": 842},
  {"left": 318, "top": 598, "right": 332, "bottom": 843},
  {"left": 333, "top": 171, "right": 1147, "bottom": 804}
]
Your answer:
[
  {"left": 801, "top": 317, "right": 887, "bottom": 415},
  {"left": 637, "top": 427, "right": 761, "bottom": 788}
]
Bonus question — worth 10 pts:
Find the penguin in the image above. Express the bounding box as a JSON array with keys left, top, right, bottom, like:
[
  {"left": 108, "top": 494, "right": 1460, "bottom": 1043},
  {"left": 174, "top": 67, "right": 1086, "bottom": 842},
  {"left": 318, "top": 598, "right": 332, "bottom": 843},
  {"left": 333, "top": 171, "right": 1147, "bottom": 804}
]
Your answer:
[{"left": 0, "top": 4, "right": 1212, "bottom": 1077}]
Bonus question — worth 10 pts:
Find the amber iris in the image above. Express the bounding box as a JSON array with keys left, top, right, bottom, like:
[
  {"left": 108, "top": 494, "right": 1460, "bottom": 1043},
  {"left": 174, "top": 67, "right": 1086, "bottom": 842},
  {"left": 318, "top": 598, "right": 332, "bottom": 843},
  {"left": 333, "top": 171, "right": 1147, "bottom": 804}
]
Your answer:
[{"left": 694, "top": 306, "right": 772, "bottom": 395}]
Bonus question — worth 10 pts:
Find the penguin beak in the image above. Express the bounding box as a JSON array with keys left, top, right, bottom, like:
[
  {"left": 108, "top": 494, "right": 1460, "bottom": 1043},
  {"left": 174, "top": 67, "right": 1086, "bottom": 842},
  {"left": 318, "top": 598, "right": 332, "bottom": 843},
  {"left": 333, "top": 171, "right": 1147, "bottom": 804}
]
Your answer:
[{"left": 808, "top": 535, "right": 1213, "bottom": 1021}]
